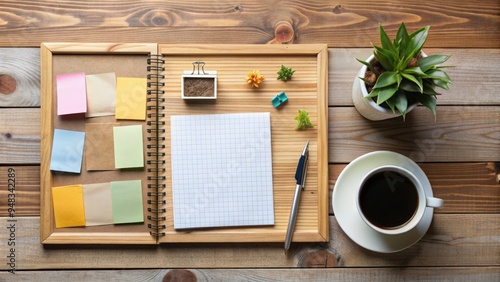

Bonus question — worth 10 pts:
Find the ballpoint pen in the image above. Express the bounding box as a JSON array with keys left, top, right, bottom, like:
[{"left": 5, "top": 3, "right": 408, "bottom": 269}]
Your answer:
[{"left": 284, "top": 140, "right": 309, "bottom": 254}]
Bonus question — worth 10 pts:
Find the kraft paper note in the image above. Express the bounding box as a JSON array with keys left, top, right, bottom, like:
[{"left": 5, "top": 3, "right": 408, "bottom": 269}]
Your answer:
[
  {"left": 115, "top": 77, "right": 147, "bottom": 120},
  {"left": 50, "top": 129, "right": 85, "bottom": 173},
  {"left": 85, "top": 73, "right": 116, "bottom": 117},
  {"left": 111, "top": 180, "right": 144, "bottom": 224},
  {"left": 52, "top": 185, "right": 86, "bottom": 228},
  {"left": 85, "top": 123, "right": 119, "bottom": 171},
  {"left": 56, "top": 72, "right": 87, "bottom": 115},
  {"left": 82, "top": 183, "right": 113, "bottom": 226},
  {"left": 113, "top": 125, "right": 144, "bottom": 169}
]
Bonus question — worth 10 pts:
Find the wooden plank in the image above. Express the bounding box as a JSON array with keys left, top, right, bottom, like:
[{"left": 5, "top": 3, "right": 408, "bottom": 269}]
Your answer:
[
  {"left": 329, "top": 106, "right": 500, "bottom": 163},
  {"left": 1, "top": 267, "right": 499, "bottom": 281},
  {"left": 329, "top": 49, "right": 500, "bottom": 106},
  {"left": 2, "top": 163, "right": 498, "bottom": 218},
  {"left": 420, "top": 162, "right": 500, "bottom": 214},
  {"left": 0, "top": 108, "right": 40, "bottom": 164},
  {"left": 0, "top": 166, "right": 39, "bottom": 217},
  {"left": 325, "top": 214, "right": 500, "bottom": 267},
  {"left": 0, "top": 1, "right": 498, "bottom": 47},
  {"left": 0, "top": 48, "right": 40, "bottom": 107},
  {"left": 0, "top": 215, "right": 498, "bottom": 269}
]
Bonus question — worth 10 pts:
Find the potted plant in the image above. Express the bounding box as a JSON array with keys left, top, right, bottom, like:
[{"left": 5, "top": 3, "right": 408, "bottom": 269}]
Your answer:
[{"left": 353, "top": 23, "right": 452, "bottom": 120}]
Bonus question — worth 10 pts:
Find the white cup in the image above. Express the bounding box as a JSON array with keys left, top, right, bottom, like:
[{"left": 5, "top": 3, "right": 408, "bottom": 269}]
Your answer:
[{"left": 356, "top": 165, "right": 443, "bottom": 235}]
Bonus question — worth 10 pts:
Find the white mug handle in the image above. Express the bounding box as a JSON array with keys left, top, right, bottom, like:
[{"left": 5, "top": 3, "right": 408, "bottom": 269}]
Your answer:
[{"left": 426, "top": 196, "right": 444, "bottom": 208}]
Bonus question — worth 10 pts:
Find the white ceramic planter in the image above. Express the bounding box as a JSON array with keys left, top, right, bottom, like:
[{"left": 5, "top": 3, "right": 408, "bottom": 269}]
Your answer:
[{"left": 352, "top": 55, "right": 418, "bottom": 121}]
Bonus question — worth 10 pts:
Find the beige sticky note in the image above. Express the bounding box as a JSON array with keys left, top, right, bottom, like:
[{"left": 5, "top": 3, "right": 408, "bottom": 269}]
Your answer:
[
  {"left": 82, "top": 183, "right": 113, "bottom": 226},
  {"left": 52, "top": 185, "right": 86, "bottom": 228},
  {"left": 85, "top": 73, "right": 116, "bottom": 117},
  {"left": 115, "top": 77, "right": 147, "bottom": 120},
  {"left": 85, "top": 123, "right": 119, "bottom": 171}
]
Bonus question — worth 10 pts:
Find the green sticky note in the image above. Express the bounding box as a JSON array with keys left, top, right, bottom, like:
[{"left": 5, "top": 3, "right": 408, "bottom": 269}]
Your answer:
[
  {"left": 111, "top": 180, "right": 144, "bottom": 224},
  {"left": 113, "top": 125, "right": 144, "bottom": 169}
]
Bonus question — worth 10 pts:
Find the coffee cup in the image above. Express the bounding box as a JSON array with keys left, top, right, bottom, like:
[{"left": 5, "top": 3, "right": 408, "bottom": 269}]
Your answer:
[{"left": 356, "top": 165, "right": 443, "bottom": 235}]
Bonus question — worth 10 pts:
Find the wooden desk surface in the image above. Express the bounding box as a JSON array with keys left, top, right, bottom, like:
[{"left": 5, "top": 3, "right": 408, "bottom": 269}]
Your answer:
[{"left": 0, "top": 0, "right": 499, "bottom": 281}]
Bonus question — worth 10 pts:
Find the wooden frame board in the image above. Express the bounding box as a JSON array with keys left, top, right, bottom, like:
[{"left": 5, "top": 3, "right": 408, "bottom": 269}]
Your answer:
[
  {"left": 157, "top": 44, "right": 329, "bottom": 243},
  {"left": 40, "top": 43, "right": 329, "bottom": 244}
]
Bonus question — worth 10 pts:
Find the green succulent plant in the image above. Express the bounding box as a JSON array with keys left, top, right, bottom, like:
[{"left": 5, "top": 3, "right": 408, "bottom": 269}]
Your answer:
[
  {"left": 294, "top": 109, "right": 314, "bottom": 130},
  {"left": 357, "top": 23, "right": 452, "bottom": 118},
  {"left": 277, "top": 65, "right": 295, "bottom": 81}
]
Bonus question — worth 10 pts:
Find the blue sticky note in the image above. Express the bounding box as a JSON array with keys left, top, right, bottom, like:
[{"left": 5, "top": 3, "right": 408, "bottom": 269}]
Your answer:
[{"left": 50, "top": 129, "right": 85, "bottom": 173}]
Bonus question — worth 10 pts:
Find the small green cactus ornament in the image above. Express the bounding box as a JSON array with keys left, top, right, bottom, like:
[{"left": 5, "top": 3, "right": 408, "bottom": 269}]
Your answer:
[
  {"left": 294, "top": 110, "right": 314, "bottom": 130},
  {"left": 277, "top": 65, "right": 295, "bottom": 82}
]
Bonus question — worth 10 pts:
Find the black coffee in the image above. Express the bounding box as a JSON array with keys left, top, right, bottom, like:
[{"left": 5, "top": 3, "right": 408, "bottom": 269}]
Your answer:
[{"left": 359, "top": 171, "right": 419, "bottom": 229}]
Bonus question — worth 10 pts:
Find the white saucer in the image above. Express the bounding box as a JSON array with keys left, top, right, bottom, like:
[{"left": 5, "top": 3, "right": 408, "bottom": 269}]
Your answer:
[{"left": 332, "top": 151, "right": 435, "bottom": 253}]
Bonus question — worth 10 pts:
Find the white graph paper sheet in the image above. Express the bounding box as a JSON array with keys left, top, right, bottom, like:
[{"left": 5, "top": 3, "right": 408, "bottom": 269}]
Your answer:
[{"left": 170, "top": 112, "right": 274, "bottom": 229}]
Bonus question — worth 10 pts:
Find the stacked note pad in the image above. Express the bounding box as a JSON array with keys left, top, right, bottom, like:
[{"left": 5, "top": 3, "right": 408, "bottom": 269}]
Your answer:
[{"left": 170, "top": 112, "right": 275, "bottom": 229}]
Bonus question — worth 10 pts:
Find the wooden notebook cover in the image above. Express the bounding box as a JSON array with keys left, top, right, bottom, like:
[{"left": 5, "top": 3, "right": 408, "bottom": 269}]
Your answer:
[{"left": 157, "top": 44, "right": 329, "bottom": 243}]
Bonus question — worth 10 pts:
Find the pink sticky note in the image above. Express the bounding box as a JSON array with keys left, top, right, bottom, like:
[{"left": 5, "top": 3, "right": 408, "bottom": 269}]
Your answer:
[{"left": 56, "top": 72, "right": 87, "bottom": 115}]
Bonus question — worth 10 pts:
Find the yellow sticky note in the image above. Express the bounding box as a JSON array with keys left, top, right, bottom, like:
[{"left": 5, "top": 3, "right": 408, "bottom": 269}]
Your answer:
[
  {"left": 52, "top": 185, "right": 86, "bottom": 228},
  {"left": 115, "top": 77, "right": 147, "bottom": 120}
]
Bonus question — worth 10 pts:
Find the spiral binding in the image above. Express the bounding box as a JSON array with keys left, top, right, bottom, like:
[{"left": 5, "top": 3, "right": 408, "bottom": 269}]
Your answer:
[{"left": 146, "top": 54, "right": 167, "bottom": 238}]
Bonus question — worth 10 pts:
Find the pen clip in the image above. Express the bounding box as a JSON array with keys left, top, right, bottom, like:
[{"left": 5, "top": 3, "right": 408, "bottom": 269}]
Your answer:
[
  {"left": 295, "top": 141, "right": 309, "bottom": 188},
  {"left": 295, "top": 156, "right": 306, "bottom": 186},
  {"left": 301, "top": 153, "right": 308, "bottom": 189}
]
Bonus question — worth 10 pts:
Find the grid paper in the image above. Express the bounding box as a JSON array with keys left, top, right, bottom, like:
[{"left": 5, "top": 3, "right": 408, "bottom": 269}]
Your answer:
[{"left": 170, "top": 113, "right": 274, "bottom": 229}]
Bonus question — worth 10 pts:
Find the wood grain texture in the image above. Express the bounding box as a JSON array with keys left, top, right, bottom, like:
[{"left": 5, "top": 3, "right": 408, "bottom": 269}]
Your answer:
[
  {"left": 1, "top": 267, "right": 498, "bottom": 281},
  {"left": 0, "top": 108, "right": 40, "bottom": 164},
  {"left": 0, "top": 166, "right": 39, "bottom": 216},
  {"left": 0, "top": 48, "right": 40, "bottom": 107},
  {"left": 325, "top": 214, "right": 500, "bottom": 267},
  {"left": 0, "top": 215, "right": 498, "bottom": 270},
  {"left": 0, "top": 1, "right": 498, "bottom": 47},
  {"left": 330, "top": 106, "right": 500, "bottom": 163},
  {"left": 329, "top": 48, "right": 500, "bottom": 106}
]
